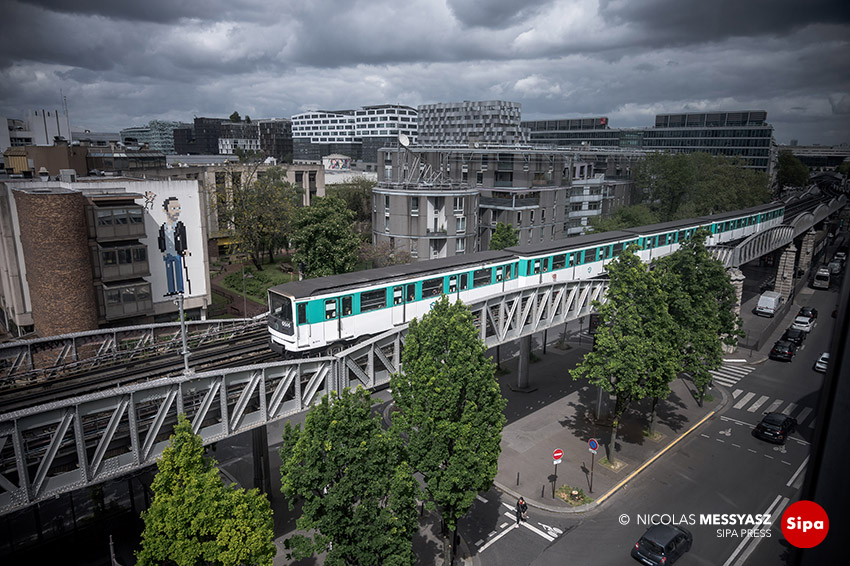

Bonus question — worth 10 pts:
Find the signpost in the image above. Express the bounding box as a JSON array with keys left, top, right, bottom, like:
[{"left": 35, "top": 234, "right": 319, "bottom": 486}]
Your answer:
[
  {"left": 552, "top": 449, "right": 563, "bottom": 500},
  {"left": 588, "top": 439, "right": 599, "bottom": 493}
]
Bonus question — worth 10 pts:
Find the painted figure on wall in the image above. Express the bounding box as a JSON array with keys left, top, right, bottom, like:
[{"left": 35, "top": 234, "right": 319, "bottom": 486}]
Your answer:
[{"left": 157, "top": 197, "right": 188, "bottom": 296}]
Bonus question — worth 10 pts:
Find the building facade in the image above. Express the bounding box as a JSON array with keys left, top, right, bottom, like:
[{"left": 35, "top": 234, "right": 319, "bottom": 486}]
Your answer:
[
  {"left": 291, "top": 110, "right": 359, "bottom": 161},
  {"left": 416, "top": 101, "right": 527, "bottom": 146},
  {"left": 354, "top": 104, "right": 418, "bottom": 166},
  {"left": 120, "top": 120, "right": 190, "bottom": 153},
  {"left": 258, "top": 118, "right": 293, "bottom": 162}
]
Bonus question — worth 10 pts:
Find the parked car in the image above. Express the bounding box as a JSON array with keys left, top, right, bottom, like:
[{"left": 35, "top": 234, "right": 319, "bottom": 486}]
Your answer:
[
  {"left": 814, "top": 352, "right": 830, "bottom": 373},
  {"left": 755, "top": 291, "right": 783, "bottom": 317},
  {"left": 769, "top": 340, "right": 797, "bottom": 362},
  {"left": 797, "top": 306, "right": 818, "bottom": 320},
  {"left": 753, "top": 412, "right": 797, "bottom": 444},
  {"left": 828, "top": 260, "right": 843, "bottom": 275},
  {"left": 835, "top": 251, "right": 847, "bottom": 264},
  {"left": 631, "top": 524, "right": 693, "bottom": 565},
  {"left": 781, "top": 327, "right": 806, "bottom": 348},
  {"left": 791, "top": 316, "right": 816, "bottom": 333}
]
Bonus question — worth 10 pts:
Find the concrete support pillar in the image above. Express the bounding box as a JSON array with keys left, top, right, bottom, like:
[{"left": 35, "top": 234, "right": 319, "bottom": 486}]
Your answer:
[
  {"left": 775, "top": 243, "right": 797, "bottom": 302},
  {"left": 252, "top": 425, "right": 272, "bottom": 496},
  {"left": 725, "top": 267, "right": 745, "bottom": 353},
  {"left": 517, "top": 335, "right": 530, "bottom": 390},
  {"left": 800, "top": 229, "right": 817, "bottom": 275}
]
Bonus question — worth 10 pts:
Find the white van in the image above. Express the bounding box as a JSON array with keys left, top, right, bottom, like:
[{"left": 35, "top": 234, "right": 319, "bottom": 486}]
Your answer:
[
  {"left": 755, "top": 291, "right": 783, "bottom": 317},
  {"left": 812, "top": 267, "right": 830, "bottom": 290}
]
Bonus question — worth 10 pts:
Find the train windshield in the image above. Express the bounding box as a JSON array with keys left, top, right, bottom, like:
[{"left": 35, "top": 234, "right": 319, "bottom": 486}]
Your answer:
[{"left": 270, "top": 293, "right": 293, "bottom": 323}]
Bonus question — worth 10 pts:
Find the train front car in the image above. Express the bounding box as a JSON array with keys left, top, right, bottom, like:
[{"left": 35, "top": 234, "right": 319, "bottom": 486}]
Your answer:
[{"left": 268, "top": 290, "right": 295, "bottom": 355}]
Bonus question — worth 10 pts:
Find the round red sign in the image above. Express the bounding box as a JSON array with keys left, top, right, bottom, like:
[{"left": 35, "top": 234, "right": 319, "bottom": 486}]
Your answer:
[{"left": 553, "top": 449, "right": 563, "bottom": 460}]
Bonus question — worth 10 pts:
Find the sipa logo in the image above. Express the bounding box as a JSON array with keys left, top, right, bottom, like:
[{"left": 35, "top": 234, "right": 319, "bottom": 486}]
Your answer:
[{"left": 781, "top": 501, "right": 829, "bottom": 548}]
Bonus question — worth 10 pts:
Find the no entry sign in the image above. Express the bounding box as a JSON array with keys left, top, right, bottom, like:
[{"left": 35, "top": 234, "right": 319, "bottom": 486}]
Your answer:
[{"left": 553, "top": 448, "right": 563, "bottom": 464}]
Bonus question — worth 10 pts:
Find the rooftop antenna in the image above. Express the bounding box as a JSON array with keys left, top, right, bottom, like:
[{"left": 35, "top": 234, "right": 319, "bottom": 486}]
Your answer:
[
  {"left": 397, "top": 132, "right": 410, "bottom": 183},
  {"left": 61, "top": 88, "right": 72, "bottom": 144}
]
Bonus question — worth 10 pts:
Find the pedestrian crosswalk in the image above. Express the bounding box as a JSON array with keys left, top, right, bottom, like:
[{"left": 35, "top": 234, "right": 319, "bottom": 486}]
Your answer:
[
  {"left": 710, "top": 362, "right": 756, "bottom": 388},
  {"left": 729, "top": 389, "right": 817, "bottom": 429}
]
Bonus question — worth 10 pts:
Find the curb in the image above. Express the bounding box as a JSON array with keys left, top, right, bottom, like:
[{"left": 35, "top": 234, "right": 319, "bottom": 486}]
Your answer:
[{"left": 495, "top": 385, "right": 727, "bottom": 515}]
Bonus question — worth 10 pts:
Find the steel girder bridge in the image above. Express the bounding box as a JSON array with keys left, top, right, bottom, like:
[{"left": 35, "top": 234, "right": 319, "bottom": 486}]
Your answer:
[{"left": 0, "top": 277, "right": 607, "bottom": 516}]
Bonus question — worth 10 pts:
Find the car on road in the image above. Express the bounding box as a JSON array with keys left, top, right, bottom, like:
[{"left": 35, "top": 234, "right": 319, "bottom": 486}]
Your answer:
[
  {"left": 753, "top": 412, "right": 797, "bottom": 444},
  {"left": 835, "top": 251, "right": 847, "bottom": 264},
  {"left": 780, "top": 327, "right": 806, "bottom": 348},
  {"left": 791, "top": 316, "right": 816, "bottom": 333},
  {"left": 814, "top": 352, "right": 830, "bottom": 373},
  {"left": 631, "top": 524, "right": 693, "bottom": 565},
  {"left": 769, "top": 340, "right": 797, "bottom": 362},
  {"left": 797, "top": 306, "right": 818, "bottom": 320}
]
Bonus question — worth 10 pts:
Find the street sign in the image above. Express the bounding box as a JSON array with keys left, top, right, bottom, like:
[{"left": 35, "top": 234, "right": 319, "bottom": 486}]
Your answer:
[
  {"left": 588, "top": 438, "right": 599, "bottom": 451},
  {"left": 553, "top": 448, "right": 563, "bottom": 464}
]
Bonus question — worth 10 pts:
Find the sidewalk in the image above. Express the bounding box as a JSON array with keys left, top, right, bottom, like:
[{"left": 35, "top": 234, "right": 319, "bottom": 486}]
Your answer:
[{"left": 490, "top": 333, "right": 724, "bottom": 513}]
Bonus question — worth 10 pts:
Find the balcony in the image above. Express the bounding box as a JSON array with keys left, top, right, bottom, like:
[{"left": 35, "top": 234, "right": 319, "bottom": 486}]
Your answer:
[{"left": 480, "top": 196, "right": 539, "bottom": 209}]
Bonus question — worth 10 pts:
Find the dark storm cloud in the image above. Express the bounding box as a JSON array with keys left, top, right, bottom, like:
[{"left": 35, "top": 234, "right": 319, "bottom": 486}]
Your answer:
[
  {"left": 447, "top": 0, "right": 555, "bottom": 29},
  {"left": 18, "top": 0, "right": 266, "bottom": 24}
]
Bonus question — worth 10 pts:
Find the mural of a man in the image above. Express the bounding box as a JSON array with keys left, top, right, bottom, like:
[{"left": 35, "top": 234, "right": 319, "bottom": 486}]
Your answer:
[{"left": 157, "top": 197, "right": 188, "bottom": 296}]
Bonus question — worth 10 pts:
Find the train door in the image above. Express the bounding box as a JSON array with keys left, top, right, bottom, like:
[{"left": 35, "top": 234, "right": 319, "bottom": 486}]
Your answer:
[
  {"left": 405, "top": 283, "right": 416, "bottom": 321},
  {"left": 340, "top": 295, "right": 354, "bottom": 339},
  {"left": 297, "top": 302, "right": 310, "bottom": 349},
  {"left": 392, "top": 286, "right": 405, "bottom": 325},
  {"left": 323, "top": 298, "right": 339, "bottom": 345}
]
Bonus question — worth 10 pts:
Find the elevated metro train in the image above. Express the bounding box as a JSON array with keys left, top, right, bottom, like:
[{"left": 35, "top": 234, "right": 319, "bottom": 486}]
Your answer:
[{"left": 268, "top": 202, "right": 785, "bottom": 356}]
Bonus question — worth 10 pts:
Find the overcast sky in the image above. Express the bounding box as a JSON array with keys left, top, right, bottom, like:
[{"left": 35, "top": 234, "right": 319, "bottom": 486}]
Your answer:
[{"left": 2, "top": 0, "right": 849, "bottom": 146}]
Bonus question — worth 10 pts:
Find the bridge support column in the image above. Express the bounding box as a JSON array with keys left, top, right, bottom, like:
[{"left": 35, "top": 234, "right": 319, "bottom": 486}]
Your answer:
[
  {"left": 725, "top": 267, "right": 745, "bottom": 353},
  {"left": 517, "top": 335, "right": 531, "bottom": 391},
  {"left": 800, "top": 229, "right": 817, "bottom": 275},
  {"left": 252, "top": 425, "right": 273, "bottom": 496},
  {"left": 775, "top": 243, "right": 798, "bottom": 302}
]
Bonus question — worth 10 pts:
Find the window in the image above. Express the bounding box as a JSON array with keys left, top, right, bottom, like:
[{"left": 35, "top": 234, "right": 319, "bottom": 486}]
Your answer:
[
  {"left": 118, "top": 249, "right": 133, "bottom": 264},
  {"left": 459, "top": 273, "right": 469, "bottom": 290},
  {"left": 473, "top": 268, "right": 491, "bottom": 288},
  {"left": 360, "top": 289, "right": 386, "bottom": 312},
  {"left": 385, "top": 195, "right": 390, "bottom": 212},
  {"left": 393, "top": 287, "right": 404, "bottom": 305},
  {"left": 476, "top": 172, "right": 483, "bottom": 185},
  {"left": 325, "top": 299, "right": 337, "bottom": 320},
  {"left": 496, "top": 266, "right": 503, "bottom": 281},
  {"left": 297, "top": 303, "right": 307, "bottom": 324},
  {"left": 406, "top": 284, "right": 416, "bottom": 302},
  {"left": 106, "top": 289, "right": 121, "bottom": 305},
  {"left": 456, "top": 238, "right": 465, "bottom": 254},
  {"left": 133, "top": 248, "right": 147, "bottom": 262},
  {"left": 341, "top": 296, "right": 353, "bottom": 316},
  {"left": 129, "top": 209, "right": 143, "bottom": 224},
  {"left": 532, "top": 259, "right": 541, "bottom": 274},
  {"left": 517, "top": 211, "right": 523, "bottom": 226},
  {"left": 541, "top": 209, "right": 546, "bottom": 221},
  {"left": 454, "top": 197, "right": 464, "bottom": 213},
  {"left": 422, "top": 278, "right": 443, "bottom": 297},
  {"left": 553, "top": 254, "right": 566, "bottom": 270},
  {"left": 530, "top": 211, "right": 535, "bottom": 224},
  {"left": 102, "top": 250, "right": 117, "bottom": 265},
  {"left": 456, "top": 216, "right": 466, "bottom": 234},
  {"left": 97, "top": 210, "right": 113, "bottom": 226},
  {"left": 385, "top": 216, "right": 390, "bottom": 232},
  {"left": 411, "top": 196, "right": 419, "bottom": 216},
  {"left": 449, "top": 275, "right": 458, "bottom": 293}
]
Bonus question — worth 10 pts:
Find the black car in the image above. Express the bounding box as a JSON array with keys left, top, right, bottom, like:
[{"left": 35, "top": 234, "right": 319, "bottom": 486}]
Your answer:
[
  {"left": 631, "top": 524, "right": 693, "bottom": 565},
  {"left": 753, "top": 412, "right": 797, "bottom": 444},
  {"left": 780, "top": 327, "right": 806, "bottom": 348},
  {"left": 769, "top": 340, "right": 797, "bottom": 362},
  {"left": 797, "top": 306, "right": 818, "bottom": 320}
]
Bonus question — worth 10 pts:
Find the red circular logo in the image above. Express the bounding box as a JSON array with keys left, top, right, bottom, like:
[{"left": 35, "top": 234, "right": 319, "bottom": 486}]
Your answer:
[{"left": 781, "top": 500, "right": 829, "bottom": 548}]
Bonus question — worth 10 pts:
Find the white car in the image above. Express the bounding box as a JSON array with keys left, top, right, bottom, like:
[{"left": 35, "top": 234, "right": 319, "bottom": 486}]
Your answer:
[
  {"left": 814, "top": 352, "right": 829, "bottom": 373},
  {"left": 835, "top": 251, "right": 847, "bottom": 263},
  {"left": 792, "top": 316, "right": 816, "bottom": 332}
]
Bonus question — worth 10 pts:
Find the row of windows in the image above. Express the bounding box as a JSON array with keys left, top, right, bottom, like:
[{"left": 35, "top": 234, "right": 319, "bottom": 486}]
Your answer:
[
  {"left": 97, "top": 208, "right": 143, "bottom": 226},
  {"left": 105, "top": 284, "right": 152, "bottom": 306},
  {"left": 102, "top": 247, "right": 146, "bottom": 265}
]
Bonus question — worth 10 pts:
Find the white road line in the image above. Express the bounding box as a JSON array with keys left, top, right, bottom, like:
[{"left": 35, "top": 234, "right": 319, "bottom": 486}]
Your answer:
[
  {"left": 795, "top": 407, "right": 813, "bottom": 426},
  {"left": 478, "top": 520, "right": 515, "bottom": 553},
  {"left": 732, "top": 443, "right": 741, "bottom": 448},
  {"left": 724, "top": 359, "right": 749, "bottom": 363},
  {"left": 721, "top": 415, "right": 755, "bottom": 427},
  {"left": 475, "top": 539, "right": 484, "bottom": 547},
  {"left": 781, "top": 402, "right": 798, "bottom": 416},
  {"left": 716, "top": 438, "right": 725, "bottom": 443},
  {"left": 747, "top": 395, "right": 771, "bottom": 413},
  {"left": 787, "top": 456, "right": 809, "bottom": 487},
  {"left": 764, "top": 399, "right": 784, "bottom": 414},
  {"left": 782, "top": 461, "right": 792, "bottom": 466},
  {"left": 700, "top": 434, "right": 710, "bottom": 438},
  {"left": 732, "top": 389, "right": 743, "bottom": 399},
  {"left": 748, "top": 449, "right": 757, "bottom": 453},
  {"left": 501, "top": 512, "right": 554, "bottom": 541},
  {"left": 713, "top": 376, "right": 738, "bottom": 387},
  {"left": 764, "top": 454, "right": 774, "bottom": 459},
  {"left": 723, "top": 495, "right": 784, "bottom": 566},
  {"left": 732, "top": 497, "right": 790, "bottom": 566},
  {"left": 733, "top": 392, "right": 756, "bottom": 409},
  {"left": 476, "top": 494, "right": 488, "bottom": 503}
]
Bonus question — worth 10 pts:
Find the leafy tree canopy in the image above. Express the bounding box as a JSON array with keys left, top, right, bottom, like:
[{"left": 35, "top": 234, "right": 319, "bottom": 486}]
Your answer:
[
  {"left": 588, "top": 204, "right": 659, "bottom": 233},
  {"left": 326, "top": 175, "right": 375, "bottom": 224},
  {"left": 390, "top": 296, "right": 506, "bottom": 534},
  {"left": 489, "top": 222, "right": 519, "bottom": 250},
  {"left": 229, "top": 111, "right": 241, "bottom": 122},
  {"left": 279, "top": 387, "right": 418, "bottom": 566},
  {"left": 776, "top": 150, "right": 810, "bottom": 189},
  {"left": 360, "top": 240, "right": 412, "bottom": 268},
  {"left": 137, "top": 415, "right": 275, "bottom": 566},
  {"left": 837, "top": 161, "right": 850, "bottom": 176},
  {"left": 291, "top": 195, "right": 361, "bottom": 277}
]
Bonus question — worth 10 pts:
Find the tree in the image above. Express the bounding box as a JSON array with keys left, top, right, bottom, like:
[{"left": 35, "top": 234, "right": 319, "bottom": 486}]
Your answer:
[
  {"left": 636, "top": 152, "right": 770, "bottom": 222},
  {"left": 230, "top": 111, "right": 241, "bottom": 122},
  {"left": 837, "top": 161, "right": 850, "bottom": 176},
  {"left": 279, "top": 387, "right": 418, "bottom": 566},
  {"left": 776, "top": 150, "right": 810, "bottom": 189},
  {"left": 656, "top": 229, "right": 743, "bottom": 406},
  {"left": 291, "top": 195, "right": 361, "bottom": 277},
  {"left": 489, "top": 222, "right": 519, "bottom": 250},
  {"left": 570, "top": 246, "right": 680, "bottom": 461},
  {"left": 359, "top": 240, "right": 412, "bottom": 268},
  {"left": 326, "top": 175, "right": 376, "bottom": 237},
  {"left": 137, "top": 415, "right": 274, "bottom": 566},
  {"left": 245, "top": 115, "right": 251, "bottom": 124},
  {"left": 213, "top": 165, "right": 302, "bottom": 269},
  {"left": 588, "top": 204, "right": 659, "bottom": 233},
  {"left": 390, "top": 296, "right": 506, "bottom": 560}
]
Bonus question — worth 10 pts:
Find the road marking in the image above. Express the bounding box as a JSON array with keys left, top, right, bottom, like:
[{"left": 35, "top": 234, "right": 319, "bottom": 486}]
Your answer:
[
  {"left": 733, "top": 392, "right": 756, "bottom": 409},
  {"left": 721, "top": 415, "right": 754, "bottom": 428},
  {"left": 476, "top": 494, "right": 488, "bottom": 503},
  {"left": 732, "top": 443, "right": 741, "bottom": 448},
  {"left": 732, "top": 389, "right": 743, "bottom": 399},
  {"left": 475, "top": 539, "right": 484, "bottom": 546},
  {"left": 716, "top": 438, "right": 725, "bottom": 443},
  {"left": 724, "top": 359, "right": 749, "bottom": 363},
  {"left": 747, "top": 395, "right": 770, "bottom": 413},
  {"left": 764, "top": 454, "right": 774, "bottom": 459},
  {"left": 748, "top": 449, "right": 757, "bottom": 453},
  {"left": 501, "top": 512, "right": 554, "bottom": 541},
  {"left": 787, "top": 455, "right": 809, "bottom": 487},
  {"left": 723, "top": 495, "right": 786, "bottom": 566},
  {"left": 782, "top": 460, "right": 792, "bottom": 466},
  {"left": 795, "top": 407, "right": 813, "bottom": 426},
  {"left": 764, "top": 399, "right": 784, "bottom": 413},
  {"left": 710, "top": 364, "right": 756, "bottom": 387},
  {"left": 733, "top": 497, "right": 790, "bottom": 566},
  {"left": 700, "top": 434, "right": 710, "bottom": 438},
  {"left": 781, "top": 402, "right": 798, "bottom": 416},
  {"left": 477, "top": 520, "right": 515, "bottom": 553}
]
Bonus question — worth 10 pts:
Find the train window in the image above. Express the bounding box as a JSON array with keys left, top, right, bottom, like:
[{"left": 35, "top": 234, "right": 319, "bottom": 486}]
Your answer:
[
  {"left": 612, "top": 243, "right": 624, "bottom": 257},
  {"left": 677, "top": 230, "right": 686, "bottom": 242},
  {"left": 406, "top": 284, "right": 416, "bottom": 302},
  {"left": 459, "top": 273, "right": 469, "bottom": 290},
  {"left": 341, "top": 296, "right": 353, "bottom": 316},
  {"left": 473, "top": 268, "right": 491, "bottom": 288},
  {"left": 393, "top": 287, "right": 404, "bottom": 305},
  {"left": 496, "top": 267, "right": 503, "bottom": 281},
  {"left": 506, "top": 264, "right": 513, "bottom": 279},
  {"left": 449, "top": 275, "right": 458, "bottom": 293},
  {"left": 325, "top": 299, "right": 337, "bottom": 320},
  {"left": 361, "top": 289, "right": 386, "bottom": 312},
  {"left": 423, "top": 278, "right": 443, "bottom": 297},
  {"left": 569, "top": 253, "right": 576, "bottom": 267},
  {"left": 532, "top": 260, "right": 541, "bottom": 275},
  {"left": 553, "top": 254, "right": 566, "bottom": 270},
  {"left": 297, "top": 303, "right": 307, "bottom": 324}
]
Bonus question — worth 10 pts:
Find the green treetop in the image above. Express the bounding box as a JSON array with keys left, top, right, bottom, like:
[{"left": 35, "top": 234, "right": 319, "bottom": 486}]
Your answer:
[
  {"left": 489, "top": 222, "right": 519, "bottom": 250},
  {"left": 291, "top": 195, "right": 361, "bottom": 277}
]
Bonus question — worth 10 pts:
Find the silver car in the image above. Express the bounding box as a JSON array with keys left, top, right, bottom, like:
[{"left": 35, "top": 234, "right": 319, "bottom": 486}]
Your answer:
[
  {"left": 814, "top": 352, "right": 829, "bottom": 373},
  {"left": 792, "top": 316, "right": 816, "bottom": 332}
]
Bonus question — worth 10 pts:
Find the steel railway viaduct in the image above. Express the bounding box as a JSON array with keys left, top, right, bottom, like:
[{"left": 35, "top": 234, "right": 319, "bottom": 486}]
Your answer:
[{"left": 0, "top": 189, "right": 845, "bottom": 518}]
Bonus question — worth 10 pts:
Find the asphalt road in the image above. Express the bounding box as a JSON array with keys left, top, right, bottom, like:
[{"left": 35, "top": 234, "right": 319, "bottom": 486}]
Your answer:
[{"left": 461, "top": 284, "right": 838, "bottom": 565}]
